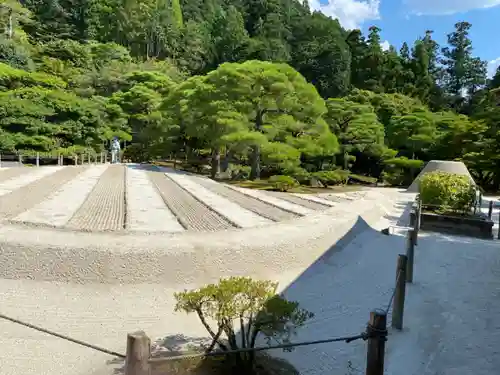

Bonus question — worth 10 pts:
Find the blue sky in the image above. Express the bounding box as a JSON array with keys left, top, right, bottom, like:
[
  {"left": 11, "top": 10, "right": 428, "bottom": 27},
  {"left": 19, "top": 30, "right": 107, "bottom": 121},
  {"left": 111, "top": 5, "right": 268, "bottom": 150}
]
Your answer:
[{"left": 310, "top": 0, "right": 500, "bottom": 77}]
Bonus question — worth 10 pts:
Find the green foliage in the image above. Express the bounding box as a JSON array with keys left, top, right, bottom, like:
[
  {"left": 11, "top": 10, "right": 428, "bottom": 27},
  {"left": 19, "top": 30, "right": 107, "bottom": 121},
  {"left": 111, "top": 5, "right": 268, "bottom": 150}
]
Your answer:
[
  {"left": 312, "top": 170, "right": 349, "bottom": 186},
  {"left": 349, "top": 174, "right": 377, "bottom": 185},
  {"left": 174, "top": 277, "right": 313, "bottom": 372},
  {"left": 419, "top": 171, "right": 476, "bottom": 214},
  {"left": 0, "top": 1, "right": 498, "bottom": 192},
  {"left": 382, "top": 157, "right": 424, "bottom": 186},
  {"left": 269, "top": 175, "right": 299, "bottom": 192}
]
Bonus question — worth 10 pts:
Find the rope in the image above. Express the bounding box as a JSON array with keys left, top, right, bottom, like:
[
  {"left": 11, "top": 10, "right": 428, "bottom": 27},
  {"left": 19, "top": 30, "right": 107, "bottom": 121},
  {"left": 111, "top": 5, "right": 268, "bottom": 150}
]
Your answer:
[
  {"left": 149, "top": 332, "right": 371, "bottom": 362},
  {"left": 384, "top": 269, "right": 401, "bottom": 314},
  {"left": 0, "top": 313, "right": 126, "bottom": 358}
]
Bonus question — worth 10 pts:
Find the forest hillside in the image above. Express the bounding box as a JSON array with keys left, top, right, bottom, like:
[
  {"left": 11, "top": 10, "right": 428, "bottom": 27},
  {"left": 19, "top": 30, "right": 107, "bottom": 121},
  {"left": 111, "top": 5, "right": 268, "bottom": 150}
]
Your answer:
[{"left": 0, "top": 0, "right": 499, "bottom": 190}]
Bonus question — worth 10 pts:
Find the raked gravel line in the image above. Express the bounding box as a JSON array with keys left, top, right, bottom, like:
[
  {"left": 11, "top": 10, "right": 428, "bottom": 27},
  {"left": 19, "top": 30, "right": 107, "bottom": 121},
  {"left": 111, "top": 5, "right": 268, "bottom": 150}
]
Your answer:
[
  {"left": 192, "top": 175, "right": 298, "bottom": 222},
  {"left": 148, "top": 169, "right": 233, "bottom": 231},
  {"left": 164, "top": 170, "right": 271, "bottom": 228},
  {"left": 0, "top": 166, "right": 63, "bottom": 196},
  {"left": 291, "top": 193, "right": 337, "bottom": 207},
  {"left": 126, "top": 166, "right": 184, "bottom": 233},
  {"left": 226, "top": 184, "right": 314, "bottom": 216},
  {"left": 264, "top": 190, "right": 331, "bottom": 210},
  {"left": 12, "top": 165, "right": 108, "bottom": 227},
  {"left": 0, "top": 167, "right": 31, "bottom": 183},
  {"left": 0, "top": 167, "right": 85, "bottom": 220},
  {"left": 66, "top": 165, "right": 125, "bottom": 231}
]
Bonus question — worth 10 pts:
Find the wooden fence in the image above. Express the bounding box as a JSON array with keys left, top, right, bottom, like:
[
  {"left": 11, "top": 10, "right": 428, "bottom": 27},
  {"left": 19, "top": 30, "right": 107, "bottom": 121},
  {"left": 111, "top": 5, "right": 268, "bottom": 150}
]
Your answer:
[{"left": 0, "top": 151, "right": 111, "bottom": 167}]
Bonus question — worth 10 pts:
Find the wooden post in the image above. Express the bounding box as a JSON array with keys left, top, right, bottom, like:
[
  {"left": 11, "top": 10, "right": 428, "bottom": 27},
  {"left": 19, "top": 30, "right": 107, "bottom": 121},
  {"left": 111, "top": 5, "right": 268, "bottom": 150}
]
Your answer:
[
  {"left": 36, "top": 152, "right": 40, "bottom": 167},
  {"left": 0, "top": 153, "right": 2, "bottom": 168},
  {"left": 365, "top": 309, "right": 387, "bottom": 375},
  {"left": 488, "top": 200, "right": 493, "bottom": 219},
  {"left": 414, "top": 199, "right": 421, "bottom": 246},
  {"left": 18, "top": 153, "right": 22, "bottom": 165},
  {"left": 87, "top": 153, "right": 90, "bottom": 165},
  {"left": 392, "top": 254, "right": 407, "bottom": 330},
  {"left": 100, "top": 152, "right": 103, "bottom": 164},
  {"left": 498, "top": 209, "right": 500, "bottom": 240},
  {"left": 406, "top": 229, "right": 416, "bottom": 283},
  {"left": 74, "top": 155, "right": 78, "bottom": 166},
  {"left": 124, "top": 331, "right": 150, "bottom": 375}
]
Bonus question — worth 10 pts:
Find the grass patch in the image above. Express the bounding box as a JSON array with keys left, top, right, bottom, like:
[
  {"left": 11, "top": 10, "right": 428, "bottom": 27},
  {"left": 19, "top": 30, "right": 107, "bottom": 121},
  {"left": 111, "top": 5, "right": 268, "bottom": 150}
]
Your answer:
[{"left": 227, "top": 179, "right": 364, "bottom": 194}]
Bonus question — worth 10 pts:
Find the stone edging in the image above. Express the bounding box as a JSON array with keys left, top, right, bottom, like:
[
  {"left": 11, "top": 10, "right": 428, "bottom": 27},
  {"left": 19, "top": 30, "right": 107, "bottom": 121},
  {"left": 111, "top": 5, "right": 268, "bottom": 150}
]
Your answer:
[{"left": 0, "top": 192, "right": 396, "bottom": 285}]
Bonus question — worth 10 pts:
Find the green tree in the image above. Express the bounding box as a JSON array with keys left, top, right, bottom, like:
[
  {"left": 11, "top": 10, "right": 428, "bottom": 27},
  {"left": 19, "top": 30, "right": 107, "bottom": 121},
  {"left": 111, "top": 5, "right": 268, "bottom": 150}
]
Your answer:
[
  {"left": 441, "top": 22, "right": 487, "bottom": 110},
  {"left": 203, "top": 60, "right": 332, "bottom": 179},
  {"left": 324, "top": 98, "right": 384, "bottom": 170},
  {"left": 174, "top": 277, "right": 313, "bottom": 373}
]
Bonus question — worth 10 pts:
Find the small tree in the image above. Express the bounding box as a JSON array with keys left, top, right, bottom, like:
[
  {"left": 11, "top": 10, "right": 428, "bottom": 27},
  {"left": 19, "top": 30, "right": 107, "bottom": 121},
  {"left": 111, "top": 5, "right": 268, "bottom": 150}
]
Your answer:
[{"left": 174, "top": 277, "right": 314, "bottom": 373}]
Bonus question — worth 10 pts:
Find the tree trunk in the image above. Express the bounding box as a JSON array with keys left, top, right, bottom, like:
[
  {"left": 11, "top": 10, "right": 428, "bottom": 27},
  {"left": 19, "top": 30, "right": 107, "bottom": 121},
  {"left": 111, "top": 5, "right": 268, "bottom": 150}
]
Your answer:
[
  {"left": 221, "top": 149, "right": 233, "bottom": 172},
  {"left": 211, "top": 148, "right": 221, "bottom": 179},
  {"left": 250, "top": 110, "right": 263, "bottom": 180},
  {"left": 249, "top": 145, "right": 261, "bottom": 180}
]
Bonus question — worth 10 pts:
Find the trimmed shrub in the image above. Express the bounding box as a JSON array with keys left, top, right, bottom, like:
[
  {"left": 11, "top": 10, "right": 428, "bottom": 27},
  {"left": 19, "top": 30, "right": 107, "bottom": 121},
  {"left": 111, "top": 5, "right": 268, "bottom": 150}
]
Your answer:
[
  {"left": 286, "top": 167, "right": 311, "bottom": 185},
  {"left": 382, "top": 157, "right": 424, "bottom": 186},
  {"left": 269, "top": 175, "right": 299, "bottom": 192},
  {"left": 229, "top": 165, "right": 251, "bottom": 180},
  {"left": 312, "top": 170, "right": 349, "bottom": 186},
  {"left": 349, "top": 173, "right": 377, "bottom": 185},
  {"left": 419, "top": 171, "right": 476, "bottom": 214}
]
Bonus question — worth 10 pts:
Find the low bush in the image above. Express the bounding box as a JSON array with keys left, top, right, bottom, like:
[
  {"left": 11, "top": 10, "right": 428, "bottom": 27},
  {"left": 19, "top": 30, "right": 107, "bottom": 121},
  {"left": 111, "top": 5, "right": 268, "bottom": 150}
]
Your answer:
[
  {"left": 286, "top": 167, "right": 311, "bottom": 185},
  {"left": 349, "top": 173, "right": 378, "bottom": 185},
  {"left": 419, "top": 171, "right": 476, "bottom": 214},
  {"left": 269, "top": 175, "right": 299, "bottom": 192},
  {"left": 312, "top": 170, "right": 349, "bottom": 186},
  {"left": 229, "top": 165, "right": 251, "bottom": 180},
  {"left": 382, "top": 157, "right": 424, "bottom": 186}
]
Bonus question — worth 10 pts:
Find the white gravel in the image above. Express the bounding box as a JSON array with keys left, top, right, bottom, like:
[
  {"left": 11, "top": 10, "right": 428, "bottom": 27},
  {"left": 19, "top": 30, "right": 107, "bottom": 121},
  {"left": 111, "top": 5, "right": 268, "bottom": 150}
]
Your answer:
[
  {"left": 291, "top": 193, "right": 337, "bottom": 207},
  {"left": 385, "top": 233, "right": 500, "bottom": 375},
  {"left": 0, "top": 189, "right": 405, "bottom": 375},
  {"left": 13, "top": 166, "right": 107, "bottom": 227},
  {"left": 126, "top": 166, "right": 184, "bottom": 233},
  {"left": 225, "top": 185, "right": 314, "bottom": 216},
  {"left": 164, "top": 170, "right": 271, "bottom": 228},
  {"left": 0, "top": 166, "right": 63, "bottom": 196}
]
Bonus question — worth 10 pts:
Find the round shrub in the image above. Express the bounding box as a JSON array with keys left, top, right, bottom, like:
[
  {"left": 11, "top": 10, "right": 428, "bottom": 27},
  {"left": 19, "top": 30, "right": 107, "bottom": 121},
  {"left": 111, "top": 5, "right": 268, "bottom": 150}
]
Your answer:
[
  {"left": 419, "top": 171, "right": 476, "bottom": 214},
  {"left": 269, "top": 175, "right": 299, "bottom": 192},
  {"left": 285, "top": 167, "right": 311, "bottom": 185},
  {"left": 312, "top": 170, "right": 349, "bottom": 186}
]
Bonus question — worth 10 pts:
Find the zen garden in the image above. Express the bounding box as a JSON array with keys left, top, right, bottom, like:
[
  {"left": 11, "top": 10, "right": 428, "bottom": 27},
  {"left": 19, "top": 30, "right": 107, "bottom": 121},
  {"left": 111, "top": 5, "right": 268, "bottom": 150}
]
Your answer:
[{"left": 0, "top": 1, "right": 499, "bottom": 375}]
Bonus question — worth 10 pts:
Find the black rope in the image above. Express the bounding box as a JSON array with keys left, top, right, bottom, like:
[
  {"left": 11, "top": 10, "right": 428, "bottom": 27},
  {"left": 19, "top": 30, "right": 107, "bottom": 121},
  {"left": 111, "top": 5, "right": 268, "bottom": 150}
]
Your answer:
[
  {"left": 149, "top": 332, "right": 370, "bottom": 362},
  {"left": 0, "top": 313, "right": 126, "bottom": 358},
  {"left": 384, "top": 269, "right": 401, "bottom": 314}
]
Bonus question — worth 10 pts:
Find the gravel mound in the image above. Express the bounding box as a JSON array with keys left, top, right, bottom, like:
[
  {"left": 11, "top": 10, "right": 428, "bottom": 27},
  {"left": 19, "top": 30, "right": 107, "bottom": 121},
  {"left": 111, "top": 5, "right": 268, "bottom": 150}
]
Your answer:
[
  {"left": 126, "top": 166, "right": 185, "bottom": 233},
  {"left": 0, "top": 167, "right": 31, "bottom": 183},
  {"left": 164, "top": 170, "right": 271, "bottom": 228},
  {"left": 407, "top": 160, "right": 475, "bottom": 193},
  {"left": 265, "top": 191, "right": 331, "bottom": 210},
  {"left": 193, "top": 176, "right": 298, "bottom": 222},
  {"left": 66, "top": 165, "right": 125, "bottom": 231},
  {"left": 0, "top": 166, "right": 85, "bottom": 219},
  {"left": 148, "top": 170, "right": 233, "bottom": 232},
  {"left": 13, "top": 165, "right": 106, "bottom": 227}
]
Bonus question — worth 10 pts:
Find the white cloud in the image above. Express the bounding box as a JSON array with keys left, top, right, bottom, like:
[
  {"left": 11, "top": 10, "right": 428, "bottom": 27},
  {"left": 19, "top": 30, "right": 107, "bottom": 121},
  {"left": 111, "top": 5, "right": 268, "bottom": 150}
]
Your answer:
[
  {"left": 404, "top": 0, "right": 500, "bottom": 16},
  {"left": 308, "top": 0, "right": 380, "bottom": 30},
  {"left": 488, "top": 57, "right": 500, "bottom": 77},
  {"left": 380, "top": 40, "right": 391, "bottom": 51}
]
